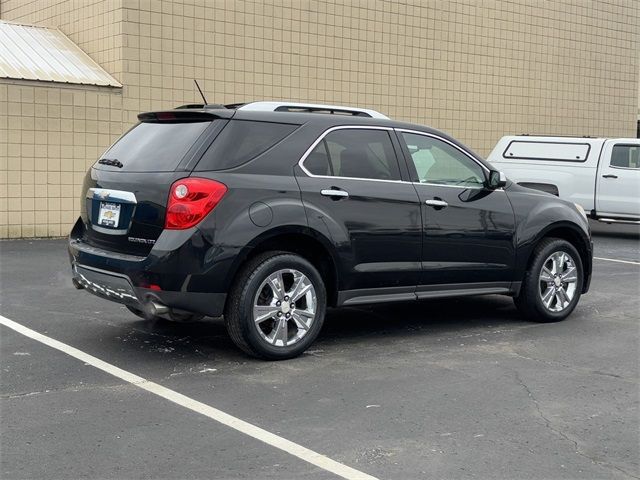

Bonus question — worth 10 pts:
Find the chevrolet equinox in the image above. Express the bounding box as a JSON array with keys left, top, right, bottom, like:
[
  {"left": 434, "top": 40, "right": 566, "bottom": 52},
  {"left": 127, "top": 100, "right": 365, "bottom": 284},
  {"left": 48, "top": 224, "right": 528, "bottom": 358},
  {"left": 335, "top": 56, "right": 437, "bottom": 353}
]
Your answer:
[{"left": 69, "top": 101, "right": 593, "bottom": 359}]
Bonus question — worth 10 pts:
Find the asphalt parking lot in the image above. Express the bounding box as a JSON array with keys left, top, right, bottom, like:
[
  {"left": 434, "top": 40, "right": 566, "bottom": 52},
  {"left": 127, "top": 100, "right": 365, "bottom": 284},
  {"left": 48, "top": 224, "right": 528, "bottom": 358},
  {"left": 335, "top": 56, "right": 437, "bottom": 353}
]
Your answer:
[{"left": 1, "top": 222, "right": 638, "bottom": 480}]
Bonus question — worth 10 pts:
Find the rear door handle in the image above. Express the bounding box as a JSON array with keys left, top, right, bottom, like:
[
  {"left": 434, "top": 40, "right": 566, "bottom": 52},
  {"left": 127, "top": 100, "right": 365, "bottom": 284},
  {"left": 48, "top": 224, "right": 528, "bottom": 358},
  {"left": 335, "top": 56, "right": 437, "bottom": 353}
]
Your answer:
[
  {"left": 425, "top": 199, "right": 448, "bottom": 208},
  {"left": 321, "top": 188, "right": 349, "bottom": 198},
  {"left": 602, "top": 174, "right": 618, "bottom": 179}
]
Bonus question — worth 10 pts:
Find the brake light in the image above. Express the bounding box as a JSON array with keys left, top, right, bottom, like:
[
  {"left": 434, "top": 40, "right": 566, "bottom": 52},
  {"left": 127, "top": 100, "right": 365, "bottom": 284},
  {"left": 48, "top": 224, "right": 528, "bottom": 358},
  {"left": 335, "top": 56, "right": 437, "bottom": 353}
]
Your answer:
[
  {"left": 155, "top": 112, "right": 176, "bottom": 121},
  {"left": 165, "top": 178, "right": 227, "bottom": 229}
]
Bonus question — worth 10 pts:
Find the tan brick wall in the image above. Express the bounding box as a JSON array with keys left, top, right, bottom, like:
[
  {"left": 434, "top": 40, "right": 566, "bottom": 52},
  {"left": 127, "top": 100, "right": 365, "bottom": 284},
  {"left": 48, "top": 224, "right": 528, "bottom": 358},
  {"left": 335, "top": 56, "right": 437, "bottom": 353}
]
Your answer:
[
  {"left": 0, "top": 81, "right": 123, "bottom": 238},
  {"left": 1, "top": 0, "right": 639, "bottom": 238},
  {"left": 117, "top": 0, "right": 639, "bottom": 150}
]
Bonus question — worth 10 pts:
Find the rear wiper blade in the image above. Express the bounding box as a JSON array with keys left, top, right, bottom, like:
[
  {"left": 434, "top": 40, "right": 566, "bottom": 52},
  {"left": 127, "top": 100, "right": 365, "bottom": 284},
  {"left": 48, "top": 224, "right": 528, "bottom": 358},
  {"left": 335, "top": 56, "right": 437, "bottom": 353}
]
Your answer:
[{"left": 98, "top": 158, "right": 123, "bottom": 168}]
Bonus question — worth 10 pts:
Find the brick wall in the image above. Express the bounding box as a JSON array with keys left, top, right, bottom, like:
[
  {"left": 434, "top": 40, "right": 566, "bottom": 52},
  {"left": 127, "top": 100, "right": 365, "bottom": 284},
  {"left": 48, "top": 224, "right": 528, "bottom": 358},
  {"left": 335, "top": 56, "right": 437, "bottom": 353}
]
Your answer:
[
  {"left": 0, "top": 82, "right": 123, "bottom": 237},
  {"left": 1, "top": 0, "right": 638, "bottom": 238}
]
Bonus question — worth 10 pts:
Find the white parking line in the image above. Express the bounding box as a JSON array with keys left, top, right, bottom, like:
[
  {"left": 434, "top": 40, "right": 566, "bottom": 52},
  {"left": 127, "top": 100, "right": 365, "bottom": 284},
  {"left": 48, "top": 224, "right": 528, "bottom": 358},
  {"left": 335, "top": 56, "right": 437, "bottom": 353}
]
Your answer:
[
  {"left": 0, "top": 314, "right": 379, "bottom": 480},
  {"left": 594, "top": 256, "right": 640, "bottom": 266}
]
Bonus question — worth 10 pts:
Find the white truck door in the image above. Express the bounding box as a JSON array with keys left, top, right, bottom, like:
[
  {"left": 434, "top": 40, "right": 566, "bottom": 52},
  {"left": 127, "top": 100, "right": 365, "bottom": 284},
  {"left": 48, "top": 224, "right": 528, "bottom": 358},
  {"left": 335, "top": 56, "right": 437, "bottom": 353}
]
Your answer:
[{"left": 596, "top": 140, "right": 640, "bottom": 219}]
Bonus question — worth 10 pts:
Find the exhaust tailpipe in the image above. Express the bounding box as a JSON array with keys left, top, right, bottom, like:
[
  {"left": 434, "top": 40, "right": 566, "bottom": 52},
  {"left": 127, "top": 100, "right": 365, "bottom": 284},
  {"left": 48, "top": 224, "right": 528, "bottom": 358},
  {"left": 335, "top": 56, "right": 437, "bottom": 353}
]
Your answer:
[{"left": 149, "top": 301, "right": 169, "bottom": 316}]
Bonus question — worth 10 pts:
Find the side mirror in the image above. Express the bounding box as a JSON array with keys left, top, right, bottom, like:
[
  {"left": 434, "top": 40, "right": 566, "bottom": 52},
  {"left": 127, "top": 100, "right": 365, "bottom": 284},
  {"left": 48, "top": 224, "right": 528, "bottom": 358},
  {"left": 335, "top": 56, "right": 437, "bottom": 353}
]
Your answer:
[{"left": 487, "top": 170, "right": 507, "bottom": 190}]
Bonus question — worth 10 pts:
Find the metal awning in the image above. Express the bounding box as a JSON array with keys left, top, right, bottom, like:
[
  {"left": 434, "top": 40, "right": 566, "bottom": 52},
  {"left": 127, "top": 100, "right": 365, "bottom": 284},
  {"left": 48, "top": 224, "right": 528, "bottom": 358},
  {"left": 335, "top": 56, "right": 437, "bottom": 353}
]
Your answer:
[{"left": 0, "top": 20, "right": 121, "bottom": 87}]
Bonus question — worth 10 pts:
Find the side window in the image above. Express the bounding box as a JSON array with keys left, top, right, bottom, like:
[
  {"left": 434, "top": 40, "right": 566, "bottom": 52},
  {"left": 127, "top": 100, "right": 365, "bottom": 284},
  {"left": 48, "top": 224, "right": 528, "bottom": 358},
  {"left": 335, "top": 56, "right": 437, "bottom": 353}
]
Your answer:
[
  {"left": 304, "top": 140, "right": 332, "bottom": 176},
  {"left": 401, "top": 132, "right": 485, "bottom": 187},
  {"left": 611, "top": 145, "right": 640, "bottom": 169},
  {"left": 196, "top": 120, "right": 298, "bottom": 171},
  {"left": 303, "top": 129, "right": 401, "bottom": 181}
]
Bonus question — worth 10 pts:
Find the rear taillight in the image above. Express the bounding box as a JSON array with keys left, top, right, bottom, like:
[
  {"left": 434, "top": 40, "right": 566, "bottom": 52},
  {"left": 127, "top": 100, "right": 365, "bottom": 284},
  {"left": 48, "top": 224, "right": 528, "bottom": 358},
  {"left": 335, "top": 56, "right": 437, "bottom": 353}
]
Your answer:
[{"left": 165, "top": 178, "right": 227, "bottom": 230}]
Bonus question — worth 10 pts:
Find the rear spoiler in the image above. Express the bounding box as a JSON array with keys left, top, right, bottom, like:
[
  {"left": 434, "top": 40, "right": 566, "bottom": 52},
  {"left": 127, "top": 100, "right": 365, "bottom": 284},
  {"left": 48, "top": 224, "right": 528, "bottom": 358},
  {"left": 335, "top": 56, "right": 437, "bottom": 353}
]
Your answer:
[{"left": 138, "top": 109, "right": 234, "bottom": 122}]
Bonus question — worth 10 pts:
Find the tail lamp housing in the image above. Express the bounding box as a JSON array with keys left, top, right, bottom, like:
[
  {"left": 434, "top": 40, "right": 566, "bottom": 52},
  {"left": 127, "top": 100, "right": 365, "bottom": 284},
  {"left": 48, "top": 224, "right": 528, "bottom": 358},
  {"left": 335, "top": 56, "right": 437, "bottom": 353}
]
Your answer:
[{"left": 165, "top": 178, "right": 227, "bottom": 230}]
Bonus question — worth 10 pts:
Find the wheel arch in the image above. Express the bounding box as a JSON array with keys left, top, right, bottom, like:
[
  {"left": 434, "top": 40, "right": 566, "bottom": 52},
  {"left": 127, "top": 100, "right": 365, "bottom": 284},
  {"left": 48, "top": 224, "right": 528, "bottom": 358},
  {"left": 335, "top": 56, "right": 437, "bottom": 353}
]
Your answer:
[
  {"left": 523, "top": 221, "right": 592, "bottom": 293},
  {"left": 226, "top": 226, "right": 341, "bottom": 307}
]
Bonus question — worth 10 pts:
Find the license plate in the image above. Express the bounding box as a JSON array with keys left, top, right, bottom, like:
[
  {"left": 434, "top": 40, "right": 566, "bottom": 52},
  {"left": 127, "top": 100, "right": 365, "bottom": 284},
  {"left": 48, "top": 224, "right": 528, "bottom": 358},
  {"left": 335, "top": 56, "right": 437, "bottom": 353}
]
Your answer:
[{"left": 98, "top": 202, "right": 121, "bottom": 228}]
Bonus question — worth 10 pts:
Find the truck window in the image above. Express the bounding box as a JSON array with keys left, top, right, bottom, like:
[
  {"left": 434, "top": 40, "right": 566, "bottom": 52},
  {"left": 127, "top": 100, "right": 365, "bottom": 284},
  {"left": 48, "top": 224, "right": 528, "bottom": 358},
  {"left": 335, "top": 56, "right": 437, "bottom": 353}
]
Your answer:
[
  {"left": 611, "top": 145, "right": 640, "bottom": 169},
  {"left": 503, "top": 141, "right": 590, "bottom": 162}
]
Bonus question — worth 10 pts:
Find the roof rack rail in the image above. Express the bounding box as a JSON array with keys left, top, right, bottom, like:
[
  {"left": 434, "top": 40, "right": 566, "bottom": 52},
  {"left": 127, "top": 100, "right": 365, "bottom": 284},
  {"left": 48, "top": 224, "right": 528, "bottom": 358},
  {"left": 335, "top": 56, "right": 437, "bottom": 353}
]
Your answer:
[
  {"left": 173, "top": 101, "right": 390, "bottom": 119},
  {"left": 236, "top": 101, "right": 389, "bottom": 119}
]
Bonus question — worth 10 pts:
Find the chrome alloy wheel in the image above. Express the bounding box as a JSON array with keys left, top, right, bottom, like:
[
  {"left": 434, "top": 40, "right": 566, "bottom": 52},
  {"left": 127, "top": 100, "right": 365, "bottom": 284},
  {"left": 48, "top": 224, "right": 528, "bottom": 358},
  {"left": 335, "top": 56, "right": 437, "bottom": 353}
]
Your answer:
[
  {"left": 538, "top": 251, "right": 579, "bottom": 312},
  {"left": 252, "top": 269, "right": 317, "bottom": 347}
]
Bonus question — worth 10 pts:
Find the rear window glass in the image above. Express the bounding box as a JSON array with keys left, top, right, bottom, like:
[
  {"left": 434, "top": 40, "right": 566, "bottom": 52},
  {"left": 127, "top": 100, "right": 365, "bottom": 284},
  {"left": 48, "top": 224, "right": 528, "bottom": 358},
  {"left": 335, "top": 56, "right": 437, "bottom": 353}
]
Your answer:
[
  {"left": 195, "top": 120, "right": 298, "bottom": 171},
  {"left": 98, "top": 121, "right": 211, "bottom": 172},
  {"left": 503, "top": 141, "right": 590, "bottom": 162}
]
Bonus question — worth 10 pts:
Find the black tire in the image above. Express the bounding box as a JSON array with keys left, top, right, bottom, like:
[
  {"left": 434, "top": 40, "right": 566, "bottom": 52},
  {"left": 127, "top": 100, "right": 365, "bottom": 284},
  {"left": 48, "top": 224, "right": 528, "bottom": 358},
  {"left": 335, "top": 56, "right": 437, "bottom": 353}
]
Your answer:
[
  {"left": 224, "top": 251, "right": 327, "bottom": 360},
  {"left": 125, "top": 305, "right": 203, "bottom": 323},
  {"left": 514, "top": 237, "right": 584, "bottom": 322}
]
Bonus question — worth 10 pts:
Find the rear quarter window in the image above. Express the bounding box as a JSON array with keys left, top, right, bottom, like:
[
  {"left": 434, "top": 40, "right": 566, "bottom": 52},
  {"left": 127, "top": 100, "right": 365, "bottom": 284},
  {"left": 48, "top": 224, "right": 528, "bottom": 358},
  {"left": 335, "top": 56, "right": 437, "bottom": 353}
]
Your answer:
[
  {"left": 195, "top": 120, "right": 299, "bottom": 171},
  {"left": 97, "top": 121, "right": 212, "bottom": 172}
]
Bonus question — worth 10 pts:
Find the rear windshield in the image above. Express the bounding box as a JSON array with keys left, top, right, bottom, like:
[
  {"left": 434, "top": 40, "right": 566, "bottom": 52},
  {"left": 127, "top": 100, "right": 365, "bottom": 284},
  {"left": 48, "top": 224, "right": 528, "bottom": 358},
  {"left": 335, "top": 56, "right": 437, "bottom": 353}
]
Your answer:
[
  {"left": 97, "top": 121, "right": 211, "bottom": 172},
  {"left": 195, "top": 120, "right": 298, "bottom": 171}
]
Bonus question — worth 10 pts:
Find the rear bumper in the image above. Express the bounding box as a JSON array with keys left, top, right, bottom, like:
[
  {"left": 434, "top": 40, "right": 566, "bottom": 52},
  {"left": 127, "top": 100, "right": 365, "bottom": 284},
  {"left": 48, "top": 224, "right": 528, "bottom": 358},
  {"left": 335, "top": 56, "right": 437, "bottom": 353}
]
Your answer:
[
  {"left": 72, "top": 264, "right": 140, "bottom": 308},
  {"left": 71, "top": 263, "right": 226, "bottom": 317},
  {"left": 68, "top": 219, "right": 228, "bottom": 317}
]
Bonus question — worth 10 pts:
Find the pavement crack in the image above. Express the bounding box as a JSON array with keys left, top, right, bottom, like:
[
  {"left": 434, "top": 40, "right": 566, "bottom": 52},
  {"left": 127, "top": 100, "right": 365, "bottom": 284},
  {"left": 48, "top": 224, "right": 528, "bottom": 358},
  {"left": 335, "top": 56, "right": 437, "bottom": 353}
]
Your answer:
[
  {"left": 1, "top": 382, "right": 130, "bottom": 400},
  {"left": 513, "top": 371, "right": 639, "bottom": 480},
  {"left": 507, "top": 349, "right": 636, "bottom": 385},
  {"left": 1, "top": 390, "right": 46, "bottom": 399}
]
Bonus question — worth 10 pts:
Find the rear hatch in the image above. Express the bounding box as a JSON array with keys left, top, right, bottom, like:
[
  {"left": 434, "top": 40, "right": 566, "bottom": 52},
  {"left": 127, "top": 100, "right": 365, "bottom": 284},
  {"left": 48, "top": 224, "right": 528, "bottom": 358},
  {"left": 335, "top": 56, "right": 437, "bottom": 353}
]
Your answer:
[{"left": 78, "top": 110, "right": 228, "bottom": 256}]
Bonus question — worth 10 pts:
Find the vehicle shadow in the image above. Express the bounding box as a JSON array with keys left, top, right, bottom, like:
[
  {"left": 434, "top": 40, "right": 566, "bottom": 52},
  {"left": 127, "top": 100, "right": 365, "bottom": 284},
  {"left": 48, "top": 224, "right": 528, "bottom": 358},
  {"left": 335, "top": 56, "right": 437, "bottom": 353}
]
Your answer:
[
  {"left": 319, "top": 294, "right": 523, "bottom": 343},
  {"left": 115, "top": 294, "right": 524, "bottom": 362}
]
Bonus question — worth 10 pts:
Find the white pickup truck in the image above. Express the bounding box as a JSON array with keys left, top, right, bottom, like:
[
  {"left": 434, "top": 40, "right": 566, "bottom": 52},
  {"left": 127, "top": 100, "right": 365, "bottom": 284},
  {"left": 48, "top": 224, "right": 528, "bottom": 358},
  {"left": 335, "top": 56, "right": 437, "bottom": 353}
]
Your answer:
[{"left": 487, "top": 136, "right": 640, "bottom": 225}]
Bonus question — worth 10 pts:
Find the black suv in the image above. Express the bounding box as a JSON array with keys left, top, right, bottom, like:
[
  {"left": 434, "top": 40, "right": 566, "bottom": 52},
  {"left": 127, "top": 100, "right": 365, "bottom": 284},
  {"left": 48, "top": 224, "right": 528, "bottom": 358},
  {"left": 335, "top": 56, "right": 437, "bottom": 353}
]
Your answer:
[{"left": 69, "top": 101, "right": 593, "bottom": 359}]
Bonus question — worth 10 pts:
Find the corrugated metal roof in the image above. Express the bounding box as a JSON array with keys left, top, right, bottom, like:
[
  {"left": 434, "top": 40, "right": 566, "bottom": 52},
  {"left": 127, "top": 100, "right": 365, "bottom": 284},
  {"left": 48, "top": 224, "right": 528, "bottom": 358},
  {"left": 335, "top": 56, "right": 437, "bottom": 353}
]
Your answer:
[{"left": 0, "top": 20, "right": 122, "bottom": 87}]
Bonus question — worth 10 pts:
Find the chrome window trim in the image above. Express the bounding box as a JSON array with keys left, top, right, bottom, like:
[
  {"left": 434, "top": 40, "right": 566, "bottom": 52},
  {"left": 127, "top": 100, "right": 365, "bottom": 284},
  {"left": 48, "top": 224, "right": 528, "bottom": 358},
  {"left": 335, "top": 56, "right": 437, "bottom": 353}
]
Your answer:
[
  {"left": 297, "top": 125, "right": 411, "bottom": 184},
  {"left": 297, "top": 125, "right": 501, "bottom": 191},
  {"left": 415, "top": 182, "right": 484, "bottom": 190}
]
